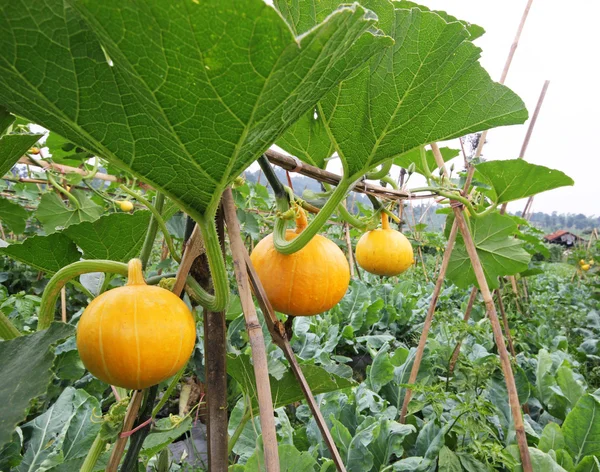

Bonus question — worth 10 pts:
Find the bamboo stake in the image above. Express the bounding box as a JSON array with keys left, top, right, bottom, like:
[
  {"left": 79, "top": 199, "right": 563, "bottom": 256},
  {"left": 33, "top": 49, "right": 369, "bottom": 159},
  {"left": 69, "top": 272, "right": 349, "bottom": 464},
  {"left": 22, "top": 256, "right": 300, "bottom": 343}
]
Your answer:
[
  {"left": 399, "top": 220, "right": 459, "bottom": 422},
  {"left": 243, "top": 251, "right": 347, "bottom": 472},
  {"left": 452, "top": 208, "right": 531, "bottom": 471},
  {"left": 473, "top": 0, "right": 535, "bottom": 159},
  {"left": 494, "top": 289, "right": 517, "bottom": 357},
  {"left": 105, "top": 390, "right": 143, "bottom": 472},
  {"left": 448, "top": 287, "right": 479, "bottom": 376},
  {"left": 60, "top": 286, "right": 67, "bottom": 323},
  {"left": 222, "top": 189, "right": 280, "bottom": 472},
  {"left": 18, "top": 156, "right": 118, "bottom": 182},
  {"left": 501, "top": 80, "right": 551, "bottom": 214},
  {"left": 344, "top": 221, "right": 355, "bottom": 278}
]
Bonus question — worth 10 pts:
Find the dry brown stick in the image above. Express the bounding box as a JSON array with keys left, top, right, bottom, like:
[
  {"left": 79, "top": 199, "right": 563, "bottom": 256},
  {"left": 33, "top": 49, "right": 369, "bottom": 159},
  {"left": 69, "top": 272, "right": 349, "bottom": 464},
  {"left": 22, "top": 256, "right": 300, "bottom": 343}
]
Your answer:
[
  {"left": 18, "top": 156, "right": 119, "bottom": 182},
  {"left": 473, "top": 0, "right": 535, "bottom": 159},
  {"left": 417, "top": 246, "right": 429, "bottom": 283},
  {"left": 452, "top": 208, "right": 532, "bottom": 472},
  {"left": 222, "top": 189, "right": 280, "bottom": 472},
  {"left": 399, "top": 220, "right": 459, "bottom": 423},
  {"left": 501, "top": 80, "right": 550, "bottom": 214},
  {"left": 172, "top": 224, "right": 205, "bottom": 297},
  {"left": 60, "top": 286, "right": 67, "bottom": 323},
  {"left": 243, "top": 254, "right": 347, "bottom": 472},
  {"left": 265, "top": 149, "right": 434, "bottom": 202},
  {"left": 106, "top": 390, "right": 144, "bottom": 472},
  {"left": 494, "top": 289, "right": 517, "bottom": 357},
  {"left": 344, "top": 221, "right": 355, "bottom": 278},
  {"left": 448, "top": 287, "right": 479, "bottom": 376}
]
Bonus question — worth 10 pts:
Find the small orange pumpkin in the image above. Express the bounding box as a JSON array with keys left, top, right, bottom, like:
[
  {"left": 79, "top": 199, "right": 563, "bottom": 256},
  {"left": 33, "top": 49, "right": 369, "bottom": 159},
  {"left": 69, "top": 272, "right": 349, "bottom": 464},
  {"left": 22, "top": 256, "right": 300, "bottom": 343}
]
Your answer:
[
  {"left": 356, "top": 213, "right": 414, "bottom": 276},
  {"left": 76, "top": 259, "right": 196, "bottom": 390},
  {"left": 250, "top": 208, "right": 350, "bottom": 316}
]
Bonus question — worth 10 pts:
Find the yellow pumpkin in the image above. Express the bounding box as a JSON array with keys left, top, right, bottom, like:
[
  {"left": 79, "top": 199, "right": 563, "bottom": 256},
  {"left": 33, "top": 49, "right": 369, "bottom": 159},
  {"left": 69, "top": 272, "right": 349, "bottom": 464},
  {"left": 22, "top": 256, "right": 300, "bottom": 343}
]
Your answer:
[
  {"left": 118, "top": 200, "right": 134, "bottom": 212},
  {"left": 582, "top": 264, "right": 591, "bottom": 271},
  {"left": 580, "top": 259, "right": 586, "bottom": 266},
  {"left": 250, "top": 208, "right": 350, "bottom": 316},
  {"left": 76, "top": 259, "right": 196, "bottom": 390},
  {"left": 355, "top": 213, "right": 414, "bottom": 276}
]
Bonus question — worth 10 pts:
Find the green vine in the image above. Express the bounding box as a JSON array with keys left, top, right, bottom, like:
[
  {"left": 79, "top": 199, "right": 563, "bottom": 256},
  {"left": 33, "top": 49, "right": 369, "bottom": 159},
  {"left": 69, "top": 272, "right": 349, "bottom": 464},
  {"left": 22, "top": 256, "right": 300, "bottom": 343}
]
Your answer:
[
  {"left": 118, "top": 185, "right": 181, "bottom": 263},
  {"left": 37, "top": 260, "right": 129, "bottom": 330},
  {"left": 47, "top": 172, "right": 80, "bottom": 209},
  {"left": 139, "top": 192, "right": 166, "bottom": 269},
  {"left": 365, "top": 160, "right": 393, "bottom": 180}
]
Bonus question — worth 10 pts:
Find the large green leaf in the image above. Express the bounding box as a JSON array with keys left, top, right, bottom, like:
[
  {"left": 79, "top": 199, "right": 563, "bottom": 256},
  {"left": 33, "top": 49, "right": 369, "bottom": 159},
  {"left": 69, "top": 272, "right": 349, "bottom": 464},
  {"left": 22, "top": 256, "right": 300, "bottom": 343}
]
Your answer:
[
  {"left": 447, "top": 212, "right": 531, "bottom": 289},
  {"left": 36, "top": 190, "right": 103, "bottom": 234},
  {"left": 245, "top": 444, "right": 318, "bottom": 472},
  {"left": 276, "top": 0, "right": 528, "bottom": 179},
  {"left": 0, "top": 0, "right": 390, "bottom": 220},
  {"left": 0, "top": 106, "right": 13, "bottom": 135},
  {"left": 474, "top": 159, "right": 574, "bottom": 203},
  {"left": 507, "top": 446, "right": 568, "bottom": 472},
  {"left": 539, "top": 423, "right": 565, "bottom": 453},
  {"left": 0, "top": 134, "right": 43, "bottom": 177},
  {"left": 17, "top": 387, "right": 100, "bottom": 472},
  {"left": 0, "top": 323, "right": 74, "bottom": 450},
  {"left": 0, "top": 197, "right": 28, "bottom": 234},
  {"left": 0, "top": 233, "right": 81, "bottom": 273},
  {"left": 227, "top": 354, "right": 354, "bottom": 413},
  {"left": 563, "top": 392, "right": 600, "bottom": 464},
  {"left": 575, "top": 456, "right": 600, "bottom": 472},
  {"left": 276, "top": 108, "right": 334, "bottom": 169},
  {"left": 64, "top": 211, "right": 151, "bottom": 261}
]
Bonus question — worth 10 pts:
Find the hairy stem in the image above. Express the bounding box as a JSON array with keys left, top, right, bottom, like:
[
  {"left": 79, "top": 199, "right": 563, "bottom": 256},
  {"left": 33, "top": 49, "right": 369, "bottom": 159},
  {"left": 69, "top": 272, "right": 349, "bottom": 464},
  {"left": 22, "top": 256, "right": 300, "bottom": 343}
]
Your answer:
[
  {"left": 119, "top": 185, "right": 180, "bottom": 263},
  {"left": 186, "top": 216, "right": 230, "bottom": 312},
  {"left": 80, "top": 433, "right": 107, "bottom": 472},
  {"left": 273, "top": 178, "right": 354, "bottom": 254},
  {"left": 47, "top": 172, "right": 80, "bottom": 209},
  {"left": 365, "top": 160, "right": 392, "bottom": 180},
  {"left": 139, "top": 192, "right": 166, "bottom": 269},
  {"left": 337, "top": 201, "right": 367, "bottom": 230},
  {"left": 37, "top": 260, "right": 128, "bottom": 331}
]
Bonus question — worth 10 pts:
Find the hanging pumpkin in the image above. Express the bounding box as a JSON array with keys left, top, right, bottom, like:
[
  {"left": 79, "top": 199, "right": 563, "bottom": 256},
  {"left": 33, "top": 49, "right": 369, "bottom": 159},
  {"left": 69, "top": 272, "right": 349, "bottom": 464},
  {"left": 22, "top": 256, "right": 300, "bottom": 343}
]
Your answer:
[
  {"left": 77, "top": 259, "right": 196, "bottom": 390},
  {"left": 356, "top": 212, "right": 414, "bottom": 276},
  {"left": 250, "top": 207, "right": 350, "bottom": 316}
]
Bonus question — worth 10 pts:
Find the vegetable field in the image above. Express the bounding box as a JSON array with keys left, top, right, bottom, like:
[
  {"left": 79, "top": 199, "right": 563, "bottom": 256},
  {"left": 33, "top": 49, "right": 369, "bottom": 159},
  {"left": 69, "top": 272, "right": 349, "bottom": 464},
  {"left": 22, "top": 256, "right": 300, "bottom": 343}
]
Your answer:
[{"left": 0, "top": 0, "right": 598, "bottom": 471}]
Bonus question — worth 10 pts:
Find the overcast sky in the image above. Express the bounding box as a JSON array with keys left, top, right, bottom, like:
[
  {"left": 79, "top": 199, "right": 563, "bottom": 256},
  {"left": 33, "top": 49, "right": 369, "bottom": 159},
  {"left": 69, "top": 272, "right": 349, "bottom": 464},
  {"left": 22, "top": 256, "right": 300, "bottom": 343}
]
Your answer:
[{"left": 420, "top": 0, "right": 600, "bottom": 216}]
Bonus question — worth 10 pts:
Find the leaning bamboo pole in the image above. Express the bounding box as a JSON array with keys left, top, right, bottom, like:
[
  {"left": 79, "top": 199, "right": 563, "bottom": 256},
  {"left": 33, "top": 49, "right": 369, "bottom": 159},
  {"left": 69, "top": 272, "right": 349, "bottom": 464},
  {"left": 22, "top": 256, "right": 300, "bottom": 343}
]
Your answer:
[{"left": 223, "top": 188, "right": 280, "bottom": 472}]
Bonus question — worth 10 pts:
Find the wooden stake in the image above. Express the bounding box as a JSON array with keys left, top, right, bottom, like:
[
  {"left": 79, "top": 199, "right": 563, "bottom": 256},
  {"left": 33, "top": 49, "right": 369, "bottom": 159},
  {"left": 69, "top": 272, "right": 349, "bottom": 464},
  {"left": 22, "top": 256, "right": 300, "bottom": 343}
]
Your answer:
[
  {"left": 105, "top": 390, "right": 143, "bottom": 472},
  {"left": 452, "top": 208, "right": 532, "bottom": 472},
  {"left": 474, "top": 0, "right": 535, "bottom": 158},
  {"left": 222, "top": 189, "right": 280, "bottom": 472},
  {"left": 399, "top": 220, "right": 459, "bottom": 423},
  {"left": 60, "top": 286, "right": 67, "bottom": 323},
  {"left": 243, "top": 251, "right": 347, "bottom": 472},
  {"left": 344, "top": 221, "right": 355, "bottom": 278},
  {"left": 501, "top": 80, "right": 551, "bottom": 214},
  {"left": 448, "top": 287, "right": 479, "bottom": 376},
  {"left": 495, "top": 289, "right": 517, "bottom": 357}
]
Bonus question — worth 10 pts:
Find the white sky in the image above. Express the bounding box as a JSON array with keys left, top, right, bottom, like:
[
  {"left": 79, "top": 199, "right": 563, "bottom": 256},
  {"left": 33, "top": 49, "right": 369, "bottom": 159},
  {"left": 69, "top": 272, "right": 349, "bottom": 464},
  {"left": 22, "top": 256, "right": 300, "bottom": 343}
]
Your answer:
[{"left": 420, "top": 0, "right": 600, "bottom": 216}]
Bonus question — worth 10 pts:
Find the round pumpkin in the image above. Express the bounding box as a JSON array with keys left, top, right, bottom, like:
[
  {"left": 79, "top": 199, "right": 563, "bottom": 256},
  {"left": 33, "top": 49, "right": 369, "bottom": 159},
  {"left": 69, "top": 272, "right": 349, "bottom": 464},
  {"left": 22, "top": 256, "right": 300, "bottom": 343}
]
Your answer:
[
  {"left": 356, "top": 213, "right": 414, "bottom": 276},
  {"left": 250, "top": 208, "right": 350, "bottom": 316},
  {"left": 76, "top": 259, "right": 196, "bottom": 390}
]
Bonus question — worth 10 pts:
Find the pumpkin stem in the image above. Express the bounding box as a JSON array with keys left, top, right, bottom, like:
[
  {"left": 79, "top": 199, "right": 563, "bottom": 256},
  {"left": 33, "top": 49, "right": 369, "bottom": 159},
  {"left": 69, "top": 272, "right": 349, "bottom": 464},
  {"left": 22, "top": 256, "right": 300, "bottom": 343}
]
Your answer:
[
  {"left": 295, "top": 207, "right": 308, "bottom": 234},
  {"left": 381, "top": 212, "right": 390, "bottom": 230},
  {"left": 127, "top": 259, "right": 147, "bottom": 286}
]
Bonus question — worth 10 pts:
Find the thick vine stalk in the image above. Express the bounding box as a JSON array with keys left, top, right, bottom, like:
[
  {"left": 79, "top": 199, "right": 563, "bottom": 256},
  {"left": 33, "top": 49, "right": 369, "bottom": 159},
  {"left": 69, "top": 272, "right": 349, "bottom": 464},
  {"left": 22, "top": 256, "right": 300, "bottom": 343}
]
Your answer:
[
  {"left": 222, "top": 188, "right": 280, "bottom": 471},
  {"left": 139, "top": 192, "right": 166, "bottom": 269},
  {"left": 37, "top": 260, "right": 128, "bottom": 330}
]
